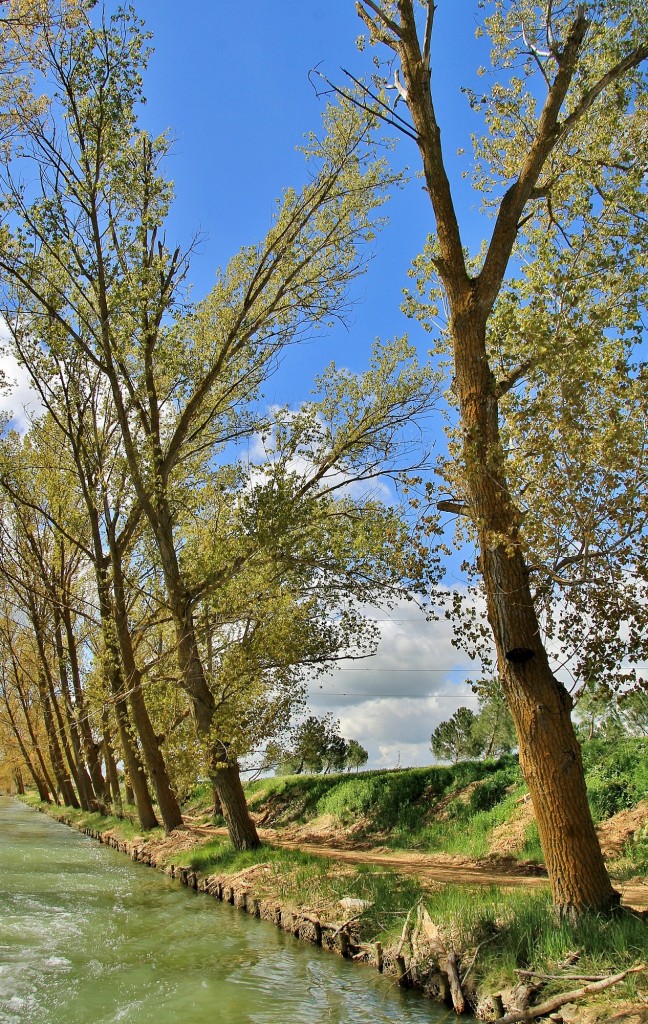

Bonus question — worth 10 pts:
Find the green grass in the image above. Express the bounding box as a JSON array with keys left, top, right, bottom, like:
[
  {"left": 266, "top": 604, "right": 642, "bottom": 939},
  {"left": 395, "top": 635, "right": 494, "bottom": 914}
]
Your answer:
[
  {"left": 582, "top": 738, "right": 648, "bottom": 823},
  {"left": 169, "top": 826, "right": 647, "bottom": 1005},
  {"left": 22, "top": 798, "right": 165, "bottom": 842},
  {"left": 182, "top": 835, "right": 330, "bottom": 876},
  {"left": 240, "top": 739, "right": 648, "bottom": 871},
  {"left": 418, "top": 886, "right": 647, "bottom": 999}
]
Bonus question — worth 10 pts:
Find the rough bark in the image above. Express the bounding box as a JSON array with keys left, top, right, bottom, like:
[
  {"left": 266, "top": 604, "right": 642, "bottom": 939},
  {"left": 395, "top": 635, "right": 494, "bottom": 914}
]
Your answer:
[
  {"left": 110, "top": 540, "right": 183, "bottom": 832},
  {"left": 359, "top": 0, "right": 629, "bottom": 912},
  {"left": 450, "top": 315, "right": 617, "bottom": 912},
  {"left": 101, "top": 709, "right": 123, "bottom": 816},
  {"left": 213, "top": 760, "right": 261, "bottom": 851},
  {"left": 152, "top": 505, "right": 260, "bottom": 848}
]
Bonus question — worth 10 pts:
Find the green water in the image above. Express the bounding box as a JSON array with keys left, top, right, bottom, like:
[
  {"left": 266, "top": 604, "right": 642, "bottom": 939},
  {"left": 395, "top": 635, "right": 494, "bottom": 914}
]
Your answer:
[{"left": 0, "top": 798, "right": 454, "bottom": 1023}]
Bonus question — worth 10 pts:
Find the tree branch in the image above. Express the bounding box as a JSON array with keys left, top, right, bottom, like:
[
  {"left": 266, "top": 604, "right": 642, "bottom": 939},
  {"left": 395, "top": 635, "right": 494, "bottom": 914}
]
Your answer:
[
  {"left": 358, "top": 0, "right": 403, "bottom": 41},
  {"left": 559, "top": 43, "right": 648, "bottom": 138},
  {"left": 494, "top": 964, "right": 645, "bottom": 1024},
  {"left": 422, "top": 1, "right": 435, "bottom": 66},
  {"left": 496, "top": 359, "right": 534, "bottom": 398},
  {"left": 478, "top": 6, "right": 590, "bottom": 312}
]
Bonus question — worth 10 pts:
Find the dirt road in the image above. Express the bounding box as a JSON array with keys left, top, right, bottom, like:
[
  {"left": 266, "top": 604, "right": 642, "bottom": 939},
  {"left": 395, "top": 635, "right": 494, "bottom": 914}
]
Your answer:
[{"left": 184, "top": 821, "right": 648, "bottom": 911}]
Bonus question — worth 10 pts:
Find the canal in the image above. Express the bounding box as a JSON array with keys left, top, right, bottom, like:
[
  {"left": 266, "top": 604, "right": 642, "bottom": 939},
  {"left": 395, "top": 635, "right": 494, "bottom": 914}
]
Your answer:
[{"left": 0, "top": 798, "right": 453, "bottom": 1023}]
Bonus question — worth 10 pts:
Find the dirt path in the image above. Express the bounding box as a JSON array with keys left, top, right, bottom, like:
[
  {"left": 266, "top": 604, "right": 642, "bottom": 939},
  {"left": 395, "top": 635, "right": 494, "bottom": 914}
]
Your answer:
[{"left": 183, "top": 822, "right": 648, "bottom": 911}]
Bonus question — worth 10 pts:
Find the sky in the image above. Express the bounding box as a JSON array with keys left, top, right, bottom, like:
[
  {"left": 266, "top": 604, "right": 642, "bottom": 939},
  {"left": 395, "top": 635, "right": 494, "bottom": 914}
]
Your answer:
[{"left": 0, "top": 2, "right": 503, "bottom": 770}]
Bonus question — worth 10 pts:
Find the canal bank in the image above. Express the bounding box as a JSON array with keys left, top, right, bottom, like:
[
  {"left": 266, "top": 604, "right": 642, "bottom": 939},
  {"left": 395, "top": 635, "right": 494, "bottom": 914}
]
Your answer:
[
  {"left": 0, "top": 797, "right": 451, "bottom": 1024},
  {"left": 26, "top": 798, "right": 648, "bottom": 1023}
]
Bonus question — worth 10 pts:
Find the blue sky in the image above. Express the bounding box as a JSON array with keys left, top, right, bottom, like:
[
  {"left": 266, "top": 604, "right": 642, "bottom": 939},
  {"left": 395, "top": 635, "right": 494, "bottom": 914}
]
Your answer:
[
  {"left": 1, "top": 3, "right": 500, "bottom": 768},
  {"left": 131, "top": 1, "right": 490, "bottom": 400},
  {"left": 126, "top": 1, "right": 492, "bottom": 768}
]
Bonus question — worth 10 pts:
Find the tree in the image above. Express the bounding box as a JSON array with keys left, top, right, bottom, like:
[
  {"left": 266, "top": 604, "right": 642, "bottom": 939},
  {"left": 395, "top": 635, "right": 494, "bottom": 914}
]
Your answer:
[
  {"left": 431, "top": 707, "right": 484, "bottom": 763},
  {"left": 351, "top": 0, "right": 648, "bottom": 914},
  {"left": 470, "top": 678, "right": 517, "bottom": 758},
  {"left": 430, "top": 680, "right": 516, "bottom": 761},
  {"left": 273, "top": 714, "right": 366, "bottom": 774},
  {"left": 345, "top": 739, "right": 369, "bottom": 771},
  {"left": 574, "top": 680, "right": 648, "bottom": 740},
  {"left": 0, "top": 4, "right": 439, "bottom": 848}
]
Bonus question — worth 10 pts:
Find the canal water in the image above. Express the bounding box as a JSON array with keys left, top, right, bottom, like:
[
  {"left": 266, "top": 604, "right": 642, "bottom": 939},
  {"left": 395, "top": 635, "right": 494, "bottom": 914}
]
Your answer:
[{"left": 0, "top": 798, "right": 454, "bottom": 1023}]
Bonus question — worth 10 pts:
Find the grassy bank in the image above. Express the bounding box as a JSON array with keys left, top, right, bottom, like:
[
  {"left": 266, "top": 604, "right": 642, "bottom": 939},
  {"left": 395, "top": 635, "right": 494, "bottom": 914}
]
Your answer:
[{"left": 234, "top": 738, "right": 648, "bottom": 871}]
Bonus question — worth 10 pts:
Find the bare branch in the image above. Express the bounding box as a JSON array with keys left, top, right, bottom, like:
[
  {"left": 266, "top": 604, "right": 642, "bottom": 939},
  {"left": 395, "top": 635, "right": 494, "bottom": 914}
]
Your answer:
[
  {"left": 310, "top": 67, "right": 419, "bottom": 142},
  {"left": 356, "top": 1, "right": 397, "bottom": 49},
  {"left": 422, "top": 1, "right": 435, "bottom": 66},
  {"left": 437, "top": 499, "right": 468, "bottom": 515},
  {"left": 494, "top": 965, "right": 646, "bottom": 1024}
]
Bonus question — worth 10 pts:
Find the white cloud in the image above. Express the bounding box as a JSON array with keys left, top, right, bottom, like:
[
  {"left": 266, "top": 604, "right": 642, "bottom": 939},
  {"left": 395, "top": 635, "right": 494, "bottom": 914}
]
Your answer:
[
  {"left": 303, "top": 596, "right": 487, "bottom": 769},
  {"left": 0, "top": 350, "right": 41, "bottom": 433}
]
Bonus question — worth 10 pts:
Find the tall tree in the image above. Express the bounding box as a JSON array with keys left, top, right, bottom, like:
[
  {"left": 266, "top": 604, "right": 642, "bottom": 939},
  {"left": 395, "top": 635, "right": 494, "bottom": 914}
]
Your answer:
[
  {"left": 0, "top": 5, "right": 437, "bottom": 847},
  {"left": 351, "top": 0, "right": 648, "bottom": 914}
]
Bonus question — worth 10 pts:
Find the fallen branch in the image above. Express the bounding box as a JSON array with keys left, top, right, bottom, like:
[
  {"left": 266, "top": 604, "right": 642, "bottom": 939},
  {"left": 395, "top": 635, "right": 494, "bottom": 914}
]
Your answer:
[
  {"left": 446, "top": 950, "right": 466, "bottom": 1015},
  {"left": 494, "top": 964, "right": 646, "bottom": 1024},
  {"left": 516, "top": 969, "right": 606, "bottom": 982},
  {"left": 395, "top": 905, "right": 415, "bottom": 958},
  {"left": 327, "top": 913, "right": 362, "bottom": 939}
]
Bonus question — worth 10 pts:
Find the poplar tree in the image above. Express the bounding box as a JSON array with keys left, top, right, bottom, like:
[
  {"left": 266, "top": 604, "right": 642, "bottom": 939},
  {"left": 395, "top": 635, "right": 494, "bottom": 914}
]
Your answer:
[
  {"left": 0, "top": 3, "right": 438, "bottom": 847},
  {"left": 351, "top": 0, "right": 647, "bottom": 914}
]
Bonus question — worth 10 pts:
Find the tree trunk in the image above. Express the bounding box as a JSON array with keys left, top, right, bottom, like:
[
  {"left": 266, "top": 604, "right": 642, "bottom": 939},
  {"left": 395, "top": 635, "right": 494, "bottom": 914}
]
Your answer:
[
  {"left": 61, "top": 603, "right": 108, "bottom": 808},
  {"left": 87, "top": 524, "right": 158, "bottom": 830},
  {"left": 110, "top": 683, "right": 158, "bottom": 830},
  {"left": 453, "top": 315, "right": 617, "bottom": 914},
  {"left": 39, "top": 676, "right": 78, "bottom": 808},
  {"left": 2, "top": 693, "right": 51, "bottom": 802},
  {"left": 213, "top": 760, "right": 260, "bottom": 850},
  {"left": 381, "top": 3, "right": 617, "bottom": 913},
  {"left": 13, "top": 768, "right": 25, "bottom": 795},
  {"left": 101, "top": 710, "right": 123, "bottom": 816},
  {"left": 53, "top": 616, "right": 97, "bottom": 811},
  {"left": 48, "top": 675, "right": 92, "bottom": 811},
  {"left": 154, "top": 510, "right": 260, "bottom": 848},
  {"left": 110, "top": 534, "right": 183, "bottom": 832},
  {"left": 15, "top": 682, "right": 57, "bottom": 802},
  {"left": 124, "top": 775, "right": 135, "bottom": 807}
]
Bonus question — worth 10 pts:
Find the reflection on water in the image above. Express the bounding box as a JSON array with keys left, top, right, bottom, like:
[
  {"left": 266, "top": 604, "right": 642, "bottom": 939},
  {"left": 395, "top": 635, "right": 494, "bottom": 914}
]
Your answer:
[{"left": 0, "top": 798, "right": 453, "bottom": 1024}]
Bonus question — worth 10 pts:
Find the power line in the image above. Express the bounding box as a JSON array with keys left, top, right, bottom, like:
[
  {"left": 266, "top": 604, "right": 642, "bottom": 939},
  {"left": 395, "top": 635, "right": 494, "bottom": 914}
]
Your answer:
[{"left": 306, "top": 691, "right": 480, "bottom": 698}]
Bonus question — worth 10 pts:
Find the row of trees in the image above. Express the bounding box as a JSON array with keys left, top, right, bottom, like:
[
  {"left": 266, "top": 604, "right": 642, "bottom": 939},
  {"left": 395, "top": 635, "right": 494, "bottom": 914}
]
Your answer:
[
  {"left": 431, "top": 679, "right": 648, "bottom": 762},
  {"left": 1, "top": 0, "right": 647, "bottom": 918},
  {"left": 0, "top": 3, "right": 436, "bottom": 847},
  {"left": 267, "top": 714, "right": 369, "bottom": 774}
]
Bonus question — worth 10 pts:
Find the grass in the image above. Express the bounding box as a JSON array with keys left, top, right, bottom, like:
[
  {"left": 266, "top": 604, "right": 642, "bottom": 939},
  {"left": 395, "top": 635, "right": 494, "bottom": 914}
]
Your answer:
[
  {"left": 420, "top": 886, "right": 647, "bottom": 1000},
  {"left": 239, "top": 739, "right": 648, "bottom": 870},
  {"left": 165, "top": 823, "right": 647, "bottom": 1005},
  {"left": 22, "top": 795, "right": 165, "bottom": 842},
  {"left": 183, "top": 835, "right": 330, "bottom": 876}
]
